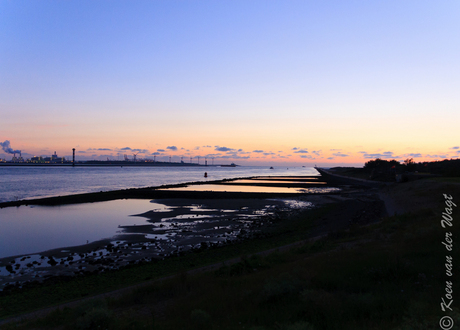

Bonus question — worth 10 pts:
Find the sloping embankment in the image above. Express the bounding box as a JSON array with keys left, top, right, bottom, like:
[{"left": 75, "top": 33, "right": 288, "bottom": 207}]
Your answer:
[{"left": 314, "top": 167, "right": 389, "bottom": 188}]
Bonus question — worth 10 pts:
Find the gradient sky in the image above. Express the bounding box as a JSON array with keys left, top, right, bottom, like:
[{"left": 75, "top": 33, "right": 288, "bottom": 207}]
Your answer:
[{"left": 1, "top": 1, "right": 459, "bottom": 166}]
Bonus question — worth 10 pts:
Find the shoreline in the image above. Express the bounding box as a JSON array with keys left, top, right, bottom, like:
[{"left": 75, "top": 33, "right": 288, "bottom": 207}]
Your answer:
[
  {"left": 0, "top": 174, "right": 352, "bottom": 292},
  {"left": 0, "top": 188, "right": 380, "bottom": 292},
  {"left": 0, "top": 193, "right": 349, "bottom": 291}
]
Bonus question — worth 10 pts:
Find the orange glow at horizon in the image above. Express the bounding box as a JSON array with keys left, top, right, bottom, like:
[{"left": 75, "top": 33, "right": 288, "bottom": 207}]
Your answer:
[{"left": 1, "top": 2, "right": 459, "bottom": 167}]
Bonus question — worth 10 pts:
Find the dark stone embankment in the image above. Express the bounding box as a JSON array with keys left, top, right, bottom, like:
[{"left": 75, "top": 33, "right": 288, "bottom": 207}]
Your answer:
[{"left": 314, "top": 167, "right": 389, "bottom": 188}]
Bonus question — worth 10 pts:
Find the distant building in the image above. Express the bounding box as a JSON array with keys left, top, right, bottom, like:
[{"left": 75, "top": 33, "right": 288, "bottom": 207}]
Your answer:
[
  {"left": 11, "top": 155, "right": 24, "bottom": 163},
  {"left": 30, "top": 156, "right": 44, "bottom": 163},
  {"left": 29, "top": 152, "right": 66, "bottom": 164},
  {"left": 48, "top": 151, "right": 66, "bottom": 163}
]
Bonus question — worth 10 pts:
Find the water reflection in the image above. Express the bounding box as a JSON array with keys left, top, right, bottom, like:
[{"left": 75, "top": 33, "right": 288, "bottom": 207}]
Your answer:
[
  {"left": 157, "top": 184, "right": 340, "bottom": 193},
  {"left": 0, "top": 199, "right": 165, "bottom": 258},
  {"left": 0, "top": 196, "right": 317, "bottom": 259},
  {"left": 0, "top": 196, "right": 319, "bottom": 289},
  {"left": 228, "top": 179, "right": 327, "bottom": 185}
]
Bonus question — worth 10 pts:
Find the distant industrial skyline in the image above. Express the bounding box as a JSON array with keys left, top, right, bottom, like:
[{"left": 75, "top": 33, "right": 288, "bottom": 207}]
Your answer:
[
  {"left": 2, "top": 141, "right": 459, "bottom": 167},
  {"left": 1, "top": 1, "right": 459, "bottom": 166}
]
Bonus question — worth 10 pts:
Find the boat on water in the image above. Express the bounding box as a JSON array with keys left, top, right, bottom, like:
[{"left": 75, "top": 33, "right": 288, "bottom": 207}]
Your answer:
[{"left": 221, "top": 163, "right": 237, "bottom": 167}]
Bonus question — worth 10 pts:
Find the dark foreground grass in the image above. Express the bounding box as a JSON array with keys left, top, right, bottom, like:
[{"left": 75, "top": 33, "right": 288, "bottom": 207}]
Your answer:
[{"left": 3, "top": 193, "right": 460, "bottom": 330}]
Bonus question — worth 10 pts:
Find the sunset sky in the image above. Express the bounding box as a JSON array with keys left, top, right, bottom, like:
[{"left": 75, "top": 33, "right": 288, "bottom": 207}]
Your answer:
[{"left": 1, "top": 1, "right": 459, "bottom": 166}]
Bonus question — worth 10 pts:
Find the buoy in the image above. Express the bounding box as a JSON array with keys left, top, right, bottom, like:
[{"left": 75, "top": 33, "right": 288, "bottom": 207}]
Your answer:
[{"left": 204, "top": 172, "right": 208, "bottom": 178}]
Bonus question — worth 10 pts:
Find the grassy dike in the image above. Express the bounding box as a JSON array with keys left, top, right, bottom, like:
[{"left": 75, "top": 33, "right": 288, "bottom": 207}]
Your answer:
[{"left": 1, "top": 178, "right": 460, "bottom": 329}]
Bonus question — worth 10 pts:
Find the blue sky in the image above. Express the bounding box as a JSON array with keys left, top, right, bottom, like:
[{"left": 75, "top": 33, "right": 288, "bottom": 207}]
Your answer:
[{"left": 1, "top": 1, "right": 459, "bottom": 165}]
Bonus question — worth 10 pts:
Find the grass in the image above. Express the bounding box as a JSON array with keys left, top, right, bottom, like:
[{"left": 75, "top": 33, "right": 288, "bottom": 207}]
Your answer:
[
  {"left": 429, "top": 177, "right": 460, "bottom": 183},
  {"left": 2, "top": 179, "right": 460, "bottom": 329}
]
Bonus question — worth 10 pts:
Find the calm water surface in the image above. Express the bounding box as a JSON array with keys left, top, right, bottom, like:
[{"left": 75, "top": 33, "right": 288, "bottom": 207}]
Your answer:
[
  {"left": 0, "top": 166, "right": 317, "bottom": 203},
  {"left": 0, "top": 199, "right": 161, "bottom": 258},
  {"left": 0, "top": 166, "right": 320, "bottom": 258}
]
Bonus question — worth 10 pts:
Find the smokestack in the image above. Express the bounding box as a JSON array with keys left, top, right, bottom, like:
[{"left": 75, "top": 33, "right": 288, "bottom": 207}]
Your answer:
[
  {"left": 72, "top": 148, "right": 75, "bottom": 166},
  {"left": 1, "top": 140, "right": 21, "bottom": 155}
]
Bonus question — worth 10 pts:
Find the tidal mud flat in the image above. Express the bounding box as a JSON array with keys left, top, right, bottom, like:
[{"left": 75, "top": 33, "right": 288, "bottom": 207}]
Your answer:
[{"left": 0, "top": 175, "right": 375, "bottom": 292}]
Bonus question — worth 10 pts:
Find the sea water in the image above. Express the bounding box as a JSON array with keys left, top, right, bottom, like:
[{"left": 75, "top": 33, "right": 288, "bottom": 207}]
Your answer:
[
  {"left": 0, "top": 166, "right": 320, "bottom": 258},
  {"left": 0, "top": 165, "right": 318, "bottom": 203}
]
